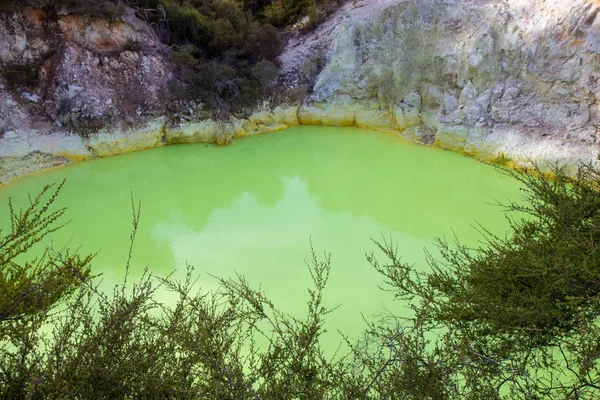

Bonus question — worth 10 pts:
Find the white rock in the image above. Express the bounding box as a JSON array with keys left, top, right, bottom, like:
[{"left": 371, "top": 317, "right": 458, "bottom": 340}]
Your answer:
[{"left": 21, "top": 93, "right": 40, "bottom": 103}]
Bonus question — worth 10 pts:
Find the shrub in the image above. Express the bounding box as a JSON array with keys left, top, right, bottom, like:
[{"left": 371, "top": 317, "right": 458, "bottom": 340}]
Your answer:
[
  {"left": 367, "top": 162, "right": 600, "bottom": 397},
  {"left": 251, "top": 59, "right": 280, "bottom": 91},
  {"left": 0, "top": 0, "right": 25, "bottom": 12},
  {"left": 170, "top": 45, "right": 200, "bottom": 66},
  {"left": 244, "top": 23, "right": 283, "bottom": 62},
  {"left": 239, "top": 79, "right": 263, "bottom": 105},
  {"left": 4, "top": 0, "right": 127, "bottom": 20},
  {"left": 0, "top": 188, "right": 342, "bottom": 397},
  {"left": 0, "top": 181, "right": 92, "bottom": 334},
  {"left": 0, "top": 63, "right": 38, "bottom": 88},
  {"left": 3, "top": 163, "right": 600, "bottom": 398},
  {"left": 135, "top": 0, "right": 286, "bottom": 112},
  {"left": 262, "top": 0, "right": 342, "bottom": 29},
  {"left": 122, "top": 39, "right": 143, "bottom": 52}
]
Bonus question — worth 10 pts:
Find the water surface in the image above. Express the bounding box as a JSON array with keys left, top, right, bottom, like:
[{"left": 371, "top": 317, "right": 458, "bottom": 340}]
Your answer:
[{"left": 0, "top": 126, "right": 523, "bottom": 347}]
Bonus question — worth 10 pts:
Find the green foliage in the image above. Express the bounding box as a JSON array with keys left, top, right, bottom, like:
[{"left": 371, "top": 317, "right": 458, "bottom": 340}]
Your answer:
[
  {"left": 0, "top": 182, "right": 93, "bottom": 399},
  {"left": 132, "top": 0, "right": 285, "bottom": 114},
  {"left": 1, "top": 0, "right": 338, "bottom": 114},
  {"left": 216, "top": 246, "right": 340, "bottom": 398},
  {"left": 244, "top": 23, "right": 283, "bottom": 62},
  {"left": 0, "top": 181, "right": 92, "bottom": 331},
  {"left": 0, "top": 193, "right": 345, "bottom": 397},
  {"left": 251, "top": 59, "right": 280, "bottom": 90},
  {"left": 153, "top": 0, "right": 247, "bottom": 56},
  {"left": 262, "top": 0, "right": 341, "bottom": 29},
  {"left": 380, "top": 163, "right": 600, "bottom": 344},
  {"left": 170, "top": 45, "right": 199, "bottom": 66},
  {"left": 132, "top": 0, "right": 342, "bottom": 114},
  {"left": 0, "top": 64, "right": 38, "bottom": 88},
  {"left": 4, "top": 162, "right": 600, "bottom": 398},
  {"left": 263, "top": 0, "right": 311, "bottom": 27},
  {"left": 122, "top": 39, "right": 143, "bottom": 52},
  {"left": 0, "top": 0, "right": 125, "bottom": 20},
  {"left": 0, "top": 0, "right": 24, "bottom": 12},
  {"left": 239, "top": 80, "right": 262, "bottom": 105},
  {"left": 240, "top": 0, "right": 272, "bottom": 16},
  {"left": 369, "top": 162, "right": 600, "bottom": 398}
]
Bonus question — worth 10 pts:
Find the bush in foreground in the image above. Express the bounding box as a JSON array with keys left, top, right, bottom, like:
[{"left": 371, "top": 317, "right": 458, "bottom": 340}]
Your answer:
[{"left": 1, "top": 163, "right": 600, "bottom": 399}]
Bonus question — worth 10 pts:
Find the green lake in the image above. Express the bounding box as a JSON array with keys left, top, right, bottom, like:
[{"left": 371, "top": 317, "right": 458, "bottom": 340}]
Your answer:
[{"left": 0, "top": 126, "right": 523, "bottom": 348}]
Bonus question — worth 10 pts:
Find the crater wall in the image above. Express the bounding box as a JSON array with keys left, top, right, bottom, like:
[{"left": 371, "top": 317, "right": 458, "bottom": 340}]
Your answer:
[{"left": 1, "top": 0, "right": 600, "bottom": 184}]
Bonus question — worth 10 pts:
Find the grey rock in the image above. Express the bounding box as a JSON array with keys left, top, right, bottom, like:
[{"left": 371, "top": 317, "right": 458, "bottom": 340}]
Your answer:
[
  {"left": 119, "top": 51, "right": 140, "bottom": 66},
  {"left": 21, "top": 92, "right": 40, "bottom": 103},
  {"left": 278, "top": 0, "right": 600, "bottom": 167},
  {"left": 2, "top": 0, "right": 600, "bottom": 183},
  {"left": 67, "top": 85, "right": 84, "bottom": 99}
]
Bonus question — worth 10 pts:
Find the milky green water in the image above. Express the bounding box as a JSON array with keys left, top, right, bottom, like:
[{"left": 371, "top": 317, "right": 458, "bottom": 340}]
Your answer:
[{"left": 0, "top": 126, "right": 523, "bottom": 348}]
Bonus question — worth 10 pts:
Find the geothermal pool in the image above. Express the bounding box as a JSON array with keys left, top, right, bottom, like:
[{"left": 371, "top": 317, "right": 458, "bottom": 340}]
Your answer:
[{"left": 0, "top": 126, "right": 522, "bottom": 347}]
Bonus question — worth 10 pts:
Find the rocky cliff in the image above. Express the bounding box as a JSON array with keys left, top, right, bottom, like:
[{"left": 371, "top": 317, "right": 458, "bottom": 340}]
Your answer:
[
  {"left": 0, "top": 6, "right": 173, "bottom": 182},
  {"left": 1, "top": 0, "right": 600, "bottom": 184},
  {"left": 287, "top": 0, "right": 600, "bottom": 172}
]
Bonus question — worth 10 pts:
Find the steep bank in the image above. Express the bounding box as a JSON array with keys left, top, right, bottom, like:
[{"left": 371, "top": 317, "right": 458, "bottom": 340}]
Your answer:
[
  {"left": 285, "top": 0, "right": 600, "bottom": 171},
  {"left": 1, "top": 0, "right": 600, "bottom": 185}
]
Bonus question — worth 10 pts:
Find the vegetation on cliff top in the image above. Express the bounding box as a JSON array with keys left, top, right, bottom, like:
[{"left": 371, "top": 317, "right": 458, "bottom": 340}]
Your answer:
[
  {"left": 1, "top": 163, "right": 600, "bottom": 398},
  {"left": 128, "top": 0, "right": 342, "bottom": 114},
  {"left": 0, "top": 0, "right": 343, "bottom": 118}
]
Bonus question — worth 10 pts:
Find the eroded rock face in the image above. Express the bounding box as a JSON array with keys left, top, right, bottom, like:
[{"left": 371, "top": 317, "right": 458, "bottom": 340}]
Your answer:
[
  {"left": 0, "top": 8, "right": 57, "bottom": 65},
  {"left": 2, "top": 0, "right": 600, "bottom": 185},
  {"left": 0, "top": 7, "right": 170, "bottom": 149},
  {"left": 0, "top": 6, "right": 175, "bottom": 183},
  {"left": 44, "top": 43, "right": 169, "bottom": 129},
  {"left": 283, "top": 0, "right": 600, "bottom": 170}
]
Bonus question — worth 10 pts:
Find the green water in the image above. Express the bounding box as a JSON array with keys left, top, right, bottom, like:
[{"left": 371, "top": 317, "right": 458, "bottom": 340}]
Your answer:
[{"left": 0, "top": 126, "right": 523, "bottom": 347}]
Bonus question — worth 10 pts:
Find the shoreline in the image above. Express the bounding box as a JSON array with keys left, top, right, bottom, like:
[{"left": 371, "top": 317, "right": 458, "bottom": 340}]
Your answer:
[{"left": 2, "top": 101, "right": 597, "bottom": 188}]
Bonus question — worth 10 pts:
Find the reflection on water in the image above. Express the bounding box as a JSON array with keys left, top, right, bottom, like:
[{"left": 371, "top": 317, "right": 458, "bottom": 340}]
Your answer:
[{"left": 0, "top": 126, "right": 523, "bottom": 346}]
